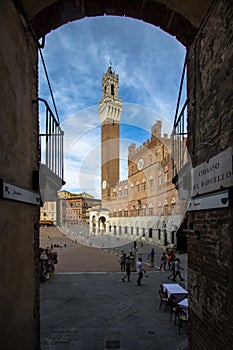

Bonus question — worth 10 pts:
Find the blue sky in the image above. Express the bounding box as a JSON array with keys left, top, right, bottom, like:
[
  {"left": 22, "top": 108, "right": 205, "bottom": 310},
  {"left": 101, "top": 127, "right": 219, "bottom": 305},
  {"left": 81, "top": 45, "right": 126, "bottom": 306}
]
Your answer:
[{"left": 39, "top": 16, "right": 186, "bottom": 198}]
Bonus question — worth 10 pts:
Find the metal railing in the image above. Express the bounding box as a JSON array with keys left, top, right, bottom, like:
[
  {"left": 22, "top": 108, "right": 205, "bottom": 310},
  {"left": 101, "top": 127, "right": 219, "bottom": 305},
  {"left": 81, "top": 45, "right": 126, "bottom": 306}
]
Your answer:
[
  {"left": 172, "top": 99, "right": 188, "bottom": 177},
  {"left": 172, "top": 54, "right": 188, "bottom": 179},
  {"left": 38, "top": 98, "right": 64, "bottom": 181}
]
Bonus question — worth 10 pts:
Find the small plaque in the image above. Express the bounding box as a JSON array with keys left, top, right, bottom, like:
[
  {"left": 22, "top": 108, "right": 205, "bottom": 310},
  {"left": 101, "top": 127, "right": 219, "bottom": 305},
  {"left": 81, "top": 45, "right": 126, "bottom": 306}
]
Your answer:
[
  {"left": 188, "top": 190, "right": 230, "bottom": 211},
  {"left": 0, "top": 179, "right": 40, "bottom": 206},
  {"left": 191, "top": 147, "right": 233, "bottom": 197}
]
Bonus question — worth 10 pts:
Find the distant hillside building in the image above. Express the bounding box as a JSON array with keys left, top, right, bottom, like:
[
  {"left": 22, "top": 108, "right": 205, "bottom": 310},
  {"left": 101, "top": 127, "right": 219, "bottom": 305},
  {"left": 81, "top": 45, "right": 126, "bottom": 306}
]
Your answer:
[{"left": 89, "top": 66, "right": 187, "bottom": 250}]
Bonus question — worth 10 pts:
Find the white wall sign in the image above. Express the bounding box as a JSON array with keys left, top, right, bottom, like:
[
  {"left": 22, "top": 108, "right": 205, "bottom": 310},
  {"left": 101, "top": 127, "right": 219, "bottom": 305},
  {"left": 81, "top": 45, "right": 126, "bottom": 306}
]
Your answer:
[
  {"left": 191, "top": 147, "right": 233, "bottom": 197},
  {"left": 0, "top": 179, "right": 40, "bottom": 205},
  {"left": 188, "top": 190, "right": 230, "bottom": 211}
]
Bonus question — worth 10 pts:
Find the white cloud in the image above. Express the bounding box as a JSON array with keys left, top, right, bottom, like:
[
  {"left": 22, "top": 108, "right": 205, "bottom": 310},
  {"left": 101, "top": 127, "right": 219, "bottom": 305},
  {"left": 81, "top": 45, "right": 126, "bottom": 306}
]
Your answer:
[{"left": 39, "top": 16, "right": 186, "bottom": 197}]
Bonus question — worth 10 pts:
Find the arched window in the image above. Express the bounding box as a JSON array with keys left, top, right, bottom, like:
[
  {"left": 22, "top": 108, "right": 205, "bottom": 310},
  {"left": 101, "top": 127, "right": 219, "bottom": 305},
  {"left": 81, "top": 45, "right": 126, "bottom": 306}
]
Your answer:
[
  {"left": 149, "top": 176, "right": 154, "bottom": 190},
  {"left": 142, "top": 205, "right": 146, "bottom": 216},
  {"left": 111, "top": 84, "right": 114, "bottom": 96},
  {"left": 142, "top": 178, "right": 146, "bottom": 191},
  {"left": 149, "top": 203, "right": 153, "bottom": 216},
  {"left": 149, "top": 228, "right": 153, "bottom": 238},
  {"left": 171, "top": 231, "right": 175, "bottom": 244}
]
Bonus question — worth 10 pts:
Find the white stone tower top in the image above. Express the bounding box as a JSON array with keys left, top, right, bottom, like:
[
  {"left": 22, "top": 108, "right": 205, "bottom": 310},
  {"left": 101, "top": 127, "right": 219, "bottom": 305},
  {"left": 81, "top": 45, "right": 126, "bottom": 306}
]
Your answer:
[{"left": 98, "top": 65, "right": 123, "bottom": 124}]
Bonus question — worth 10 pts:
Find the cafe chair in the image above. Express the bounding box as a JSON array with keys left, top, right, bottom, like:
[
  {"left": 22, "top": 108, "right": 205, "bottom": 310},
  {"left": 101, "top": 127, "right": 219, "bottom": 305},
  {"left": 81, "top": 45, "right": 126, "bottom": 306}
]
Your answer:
[
  {"left": 158, "top": 289, "right": 168, "bottom": 311},
  {"left": 169, "top": 300, "right": 179, "bottom": 324},
  {"left": 178, "top": 308, "right": 189, "bottom": 334}
]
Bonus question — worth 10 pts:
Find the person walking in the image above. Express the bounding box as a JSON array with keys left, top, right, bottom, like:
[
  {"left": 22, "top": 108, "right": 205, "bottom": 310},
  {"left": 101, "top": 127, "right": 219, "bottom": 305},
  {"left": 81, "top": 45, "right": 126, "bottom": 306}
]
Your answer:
[
  {"left": 120, "top": 252, "right": 126, "bottom": 271},
  {"left": 136, "top": 257, "right": 146, "bottom": 286},
  {"left": 170, "top": 250, "right": 176, "bottom": 262},
  {"left": 167, "top": 253, "right": 171, "bottom": 270},
  {"left": 148, "top": 248, "right": 155, "bottom": 267},
  {"left": 159, "top": 252, "right": 167, "bottom": 271},
  {"left": 122, "top": 256, "right": 131, "bottom": 282},
  {"left": 172, "top": 258, "right": 184, "bottom": 281},
  {"left": 167, "top": 250, "right": 176, "bottom": 278}
]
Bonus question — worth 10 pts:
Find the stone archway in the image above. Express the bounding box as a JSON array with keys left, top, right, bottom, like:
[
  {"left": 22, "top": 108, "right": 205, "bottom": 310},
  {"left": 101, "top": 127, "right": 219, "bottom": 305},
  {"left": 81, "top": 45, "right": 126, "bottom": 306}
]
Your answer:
[
  {"left": 1, "top": 1, "right": 232, "bottom": 350},
  {"left": 91, "top": 215, "right": 96, "bottom": 233},
  {"left": 30, "top": 0, "right": 200, "bottom": 45},
  {"left": 99, "top": 215, "right": 106, "bottom": 233}
]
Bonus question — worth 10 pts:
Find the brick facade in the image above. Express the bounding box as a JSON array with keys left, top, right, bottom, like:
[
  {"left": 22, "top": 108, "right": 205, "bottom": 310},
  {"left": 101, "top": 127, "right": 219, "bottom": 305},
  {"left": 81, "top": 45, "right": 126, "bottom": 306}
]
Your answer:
[
  {"left": 187, "top": 1, "right": 233, "bottom": 348},
  {"left": 57, "top": 191, "right": 101, "bottom": 226},
  {"left": 97, "top": 118, "right": 187, "bottom": 249}
]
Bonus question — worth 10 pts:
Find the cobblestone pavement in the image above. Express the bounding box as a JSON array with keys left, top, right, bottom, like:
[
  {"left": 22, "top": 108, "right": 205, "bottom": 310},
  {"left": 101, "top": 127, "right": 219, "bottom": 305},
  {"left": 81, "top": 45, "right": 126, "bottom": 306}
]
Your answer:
[{"left": 40, "top": 227, "right": 188, "bottom": 350}]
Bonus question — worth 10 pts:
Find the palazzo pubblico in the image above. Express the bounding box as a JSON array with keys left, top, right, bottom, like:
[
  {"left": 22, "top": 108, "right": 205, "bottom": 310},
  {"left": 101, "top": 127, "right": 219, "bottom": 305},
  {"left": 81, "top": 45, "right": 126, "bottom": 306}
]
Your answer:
[{"left": 89, "top": 66, "right": 188, "bottom": 251}]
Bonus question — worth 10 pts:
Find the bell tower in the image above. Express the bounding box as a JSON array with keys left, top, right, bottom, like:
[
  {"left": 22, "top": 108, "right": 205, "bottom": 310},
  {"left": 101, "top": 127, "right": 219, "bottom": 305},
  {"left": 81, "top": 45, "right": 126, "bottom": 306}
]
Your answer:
[{"left": 98, "top": 66, "right": 123, "bottom": 201}]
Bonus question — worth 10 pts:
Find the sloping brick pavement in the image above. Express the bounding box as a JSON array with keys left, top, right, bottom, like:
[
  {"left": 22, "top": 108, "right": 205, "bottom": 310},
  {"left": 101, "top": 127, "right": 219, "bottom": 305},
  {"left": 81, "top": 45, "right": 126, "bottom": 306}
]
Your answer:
[{"left": 40, "top": 227, "right": 122, "bottom": 272}]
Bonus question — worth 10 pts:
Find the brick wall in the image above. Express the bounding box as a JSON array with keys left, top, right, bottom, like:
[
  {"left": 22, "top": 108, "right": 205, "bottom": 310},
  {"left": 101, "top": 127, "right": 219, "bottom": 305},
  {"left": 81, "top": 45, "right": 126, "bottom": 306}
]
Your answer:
[{"left": 187, "top": 1, "right": 233, "bottom": 348}]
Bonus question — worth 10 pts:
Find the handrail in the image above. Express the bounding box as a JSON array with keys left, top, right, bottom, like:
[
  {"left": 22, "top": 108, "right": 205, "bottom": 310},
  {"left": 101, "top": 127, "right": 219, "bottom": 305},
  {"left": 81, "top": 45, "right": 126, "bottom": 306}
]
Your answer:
[
  {"left": 37, "top": 98, "right": 64, "bottom": 181},
  {"left": 172, "top": 100, "right": 188, "bottom": 178},
  {"left": 172, "top": 54, "right": 188, "bottom": 179}
]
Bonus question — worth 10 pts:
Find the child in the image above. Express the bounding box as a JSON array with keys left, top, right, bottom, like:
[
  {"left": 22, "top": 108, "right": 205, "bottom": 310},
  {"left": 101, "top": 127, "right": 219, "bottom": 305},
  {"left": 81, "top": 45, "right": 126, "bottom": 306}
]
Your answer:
[{"left": 160, "top": 252, "right": 167, "bottom": 271}]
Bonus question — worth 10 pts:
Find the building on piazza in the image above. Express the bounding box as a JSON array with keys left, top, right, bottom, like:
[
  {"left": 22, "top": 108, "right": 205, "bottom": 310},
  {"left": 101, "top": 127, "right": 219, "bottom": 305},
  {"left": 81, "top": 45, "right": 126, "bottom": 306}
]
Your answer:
[
  {"left": 40, "top": 200, "right": 57, "bottom": 226},
  {"left": 57, "top": 190, "right": 101, "bottom": 227},
  {"left": 89, "top": 66, "right": 187, "bottom": 251}
]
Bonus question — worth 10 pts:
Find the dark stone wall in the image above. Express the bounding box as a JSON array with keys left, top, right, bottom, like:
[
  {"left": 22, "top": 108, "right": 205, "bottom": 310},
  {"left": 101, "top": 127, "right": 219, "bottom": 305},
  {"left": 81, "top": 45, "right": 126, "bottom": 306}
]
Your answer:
[
  {"left": 187, "top": 1, "right": 233, "bottom": 349},
  {"left": 0, "top": 1, "right": 40, "bottom": 349}
]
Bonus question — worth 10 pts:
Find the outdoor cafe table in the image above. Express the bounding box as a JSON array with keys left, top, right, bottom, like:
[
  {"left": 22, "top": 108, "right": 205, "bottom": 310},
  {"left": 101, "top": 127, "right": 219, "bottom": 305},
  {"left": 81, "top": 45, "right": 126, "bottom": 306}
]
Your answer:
[
  {"left": 178, "top": 298, "right": 188, "bottom": 310},
  {"left": 178, "top": 298, "right": 189, "bottom": 317},
  {"left": 162, "top": 284, "right": 188, "bottom": 302}
]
